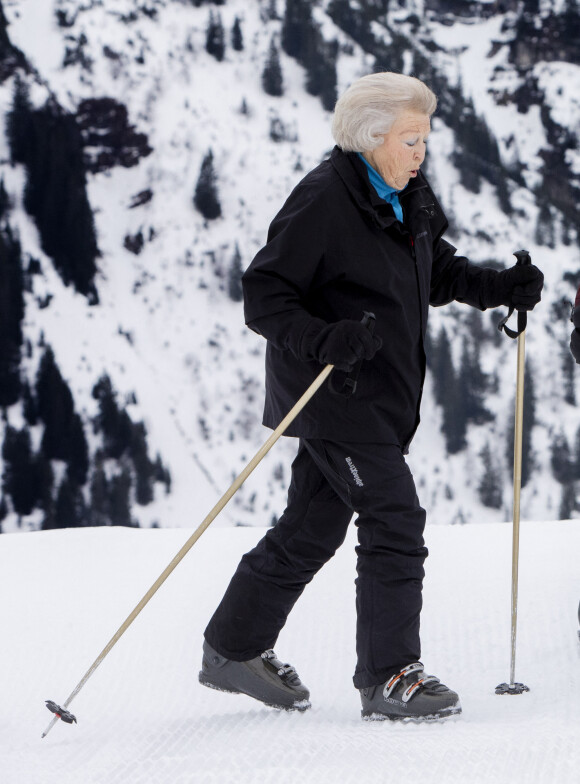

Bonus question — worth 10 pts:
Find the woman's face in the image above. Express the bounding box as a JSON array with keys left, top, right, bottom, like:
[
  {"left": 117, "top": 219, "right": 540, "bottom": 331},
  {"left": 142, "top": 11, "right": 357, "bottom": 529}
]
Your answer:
[{"left": 364, "top": 111, "right": 431, "bottom": 191}]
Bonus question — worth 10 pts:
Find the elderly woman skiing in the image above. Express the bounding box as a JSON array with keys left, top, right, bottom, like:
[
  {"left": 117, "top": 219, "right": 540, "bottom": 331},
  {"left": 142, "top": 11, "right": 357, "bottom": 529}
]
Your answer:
[{"left": 199, "top": 72, "right": 544, "bottom": 721}]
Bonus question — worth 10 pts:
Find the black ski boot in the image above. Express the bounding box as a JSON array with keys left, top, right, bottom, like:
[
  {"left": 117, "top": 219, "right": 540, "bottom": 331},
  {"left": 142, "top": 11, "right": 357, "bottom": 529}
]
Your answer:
[
  {"left": 360, "top": 662, "right": 461, "bottom": 722},
  {"left": 199, "top": 640, "right": 311, "bottom": 712}
]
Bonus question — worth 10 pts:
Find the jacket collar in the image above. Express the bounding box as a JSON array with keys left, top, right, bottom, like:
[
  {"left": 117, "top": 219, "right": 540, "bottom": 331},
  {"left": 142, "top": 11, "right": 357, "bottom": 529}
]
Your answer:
[{"left": 330, "top": 146, "right": 437, "bottom": 230}]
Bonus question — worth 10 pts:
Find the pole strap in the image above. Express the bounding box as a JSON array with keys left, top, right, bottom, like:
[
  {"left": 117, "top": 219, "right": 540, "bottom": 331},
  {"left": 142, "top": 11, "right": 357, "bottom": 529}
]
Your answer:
[
  {"left": 498, "top": 249, "right": 532, "bottom": 339},
  {"left": 498, "top": 307, "right": 527, "bottom": 340},
  {"left": 329, "top": 311, "right": 376, "bottom": 397}
]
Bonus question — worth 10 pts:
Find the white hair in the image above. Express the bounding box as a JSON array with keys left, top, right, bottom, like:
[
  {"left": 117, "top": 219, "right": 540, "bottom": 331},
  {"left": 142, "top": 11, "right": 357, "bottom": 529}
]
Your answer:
[{"left": 331, "top": 72, "right": 437, "bottom": 152}]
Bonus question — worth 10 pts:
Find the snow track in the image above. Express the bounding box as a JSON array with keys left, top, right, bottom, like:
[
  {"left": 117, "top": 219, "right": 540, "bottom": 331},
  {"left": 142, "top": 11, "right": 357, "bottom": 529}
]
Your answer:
[{"left": 2, "top": 521, "right": 579, "bottom": 783}]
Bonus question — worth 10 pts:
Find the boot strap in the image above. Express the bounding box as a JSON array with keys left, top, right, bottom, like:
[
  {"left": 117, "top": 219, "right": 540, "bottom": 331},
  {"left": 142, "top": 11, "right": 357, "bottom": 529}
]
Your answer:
[
  {"left": 383, "top": 662, "right": 424, "bottom": 698},
  {"left": 402, "top": 675, "right": 441, "bottom": 703},
  {"left": 261, "top": 650, "right": 298, "bottom": 680},
  {"left": 384, "top": 662, "right": 441, "bottom": 703}
]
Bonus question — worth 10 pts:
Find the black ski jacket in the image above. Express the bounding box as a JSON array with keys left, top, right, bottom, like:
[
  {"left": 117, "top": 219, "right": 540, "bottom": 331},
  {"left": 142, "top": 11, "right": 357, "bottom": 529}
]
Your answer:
[{"left": 242, "top": 146, "right": 500, "bottom": 450}]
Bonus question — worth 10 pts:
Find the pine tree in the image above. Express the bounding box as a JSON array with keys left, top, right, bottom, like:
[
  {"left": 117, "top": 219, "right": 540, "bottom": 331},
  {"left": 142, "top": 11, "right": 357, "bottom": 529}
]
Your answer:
[
  {"left": 559, "top": 483, "right": 576, "bottom": 520},
  {"left": 21, "top": 103, "right": 99, "bottom": 299},
  {"left": 458, "top": 336, "right": 493, "bottom": 425},
  {"left": 92, "top": 374, "right": 133, "bottom": 459},
  {"left": 36, "top": 347, "right": 76, "bottom": 462},
  {"left": 281, "top": 0, "right": 312, "bottom": 61},
  {"left": 153, "top": 453, "right": 172, "bottom": 494},
  {"left": 109, "top": 467, "right": 134, "bottom": 527},
  {"left": 478, "top": 441, "right": 503, "bottom": 509},
  {"left": 53, "top": 474, "right": 86, "bottom": 528},
  {"left": 562, "top": 345, "right": 576, "bottom": 405},
  {"left": 194, "top": 149, "right": 222, "bottom": 220},
  {"left": 535, "top": 203, "right": 556, "bottom": 248},
  {"left": 6, "top": 73, "right": 33, "bottom": 165},
  {"left": 0, "top": 177, "right": 9, "bottom": 220},
  {"left": 231, "top": 16, "right": 243, "bottom": 51},
  {"left": 327, "top": 0, "right": 374, "bottom": 50},
  {"left": 67, "top": 412, "right": 89, "bottom": 486},
  {"left": 562, "top": 214, "right": 574, "bottom": 246},
  {"left": 304, "top": 31, "right": 337, "bottom": 111},
  {"left": 262, "top": 37, "right": 284, "bottom": 97},
  {"left": 0, "top": 222, "right": 25, "bottom": 407},
  {"left": 0, "top": 494, "right": 7, "bottom": 524},
  {"left": 35, "top": 346, "right": 88, "bottom": 481},
  {"left": 319, "top": 51, "right": 338, "bottom": 112},
  {"left": 89, "top": 457, "right": 109, "bottom": 526},
  {"left": 265, "top": 0, "right": 280, "bottom": 20},
  {"left": 22, "top": 379, "right": 38, "bottom": 425},
  {"left": 432, "top": 327, "right": 468, "bottom": 454},
  {"left": 37, "top": 452, "right": 55, "bottom": 530},
  {"left": 228, "top": 243, "right": 243, "bottom": 302},
  {"left": 442, "top": 377, "right": 467, "bottom": 455},
  {"left": 130, "top": 421, "right": 154, "bottom": 506},
  {"left": 282, "top": 0, "right": 337, "bottom": 110},
  {"left": 449, "top": 96, "right": 512, "bottom": 211},
  {"left": 431, "top": 326, "right": 454, "bottom": 407},
  {"left": 205, "top": 10, "right": 225, "bottom": 62},
  {"left": 551, "top": 432, "right": 574, "bottom": 484},
  {"left": 1, "top": 425, "right": 40, "bottom": 517}
]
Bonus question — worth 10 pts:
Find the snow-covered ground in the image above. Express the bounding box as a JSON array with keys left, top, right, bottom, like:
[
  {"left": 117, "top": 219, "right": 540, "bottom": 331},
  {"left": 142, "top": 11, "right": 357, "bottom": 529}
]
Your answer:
[{"left": 2, "top": 519, "right": 579, "bottom": 783}]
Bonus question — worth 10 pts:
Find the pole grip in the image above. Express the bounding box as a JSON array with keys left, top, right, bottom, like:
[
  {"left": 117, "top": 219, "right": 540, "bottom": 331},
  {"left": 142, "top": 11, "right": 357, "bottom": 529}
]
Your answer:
[
  {"left": 513, "top": 249, "right": 531, "bottom": 266},
  {"left": 513, "top": 250, "right": 531, "bottom": 333},
  {"left": 498, "top": 250, "right": 532, "bottom": 338},
  {"left": 361, "top": 310, "right": 376, "bottom": 334}
]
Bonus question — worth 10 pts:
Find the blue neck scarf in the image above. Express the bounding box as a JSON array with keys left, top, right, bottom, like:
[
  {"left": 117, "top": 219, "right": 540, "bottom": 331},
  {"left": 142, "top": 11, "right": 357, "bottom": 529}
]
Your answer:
[{"left": 357, "top": 153, "right": 403, "bottom": 222}]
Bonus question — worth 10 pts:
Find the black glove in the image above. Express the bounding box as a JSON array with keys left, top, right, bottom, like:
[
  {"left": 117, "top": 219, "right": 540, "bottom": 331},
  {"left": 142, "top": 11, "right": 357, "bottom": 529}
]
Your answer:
[
  {"left": 308, "top": 319, "right": 383, "bottom": 372},
  {"left": 488, "top": 264, "right": 544, "bottom": 311}
]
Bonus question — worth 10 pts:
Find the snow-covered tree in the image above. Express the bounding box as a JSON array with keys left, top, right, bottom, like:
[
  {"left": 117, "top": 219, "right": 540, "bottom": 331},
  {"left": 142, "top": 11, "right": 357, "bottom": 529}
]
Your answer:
[
  {"left": 194, "top": 149, "right": 222, "bottom": 220},
  {"left": 262, "top": 37, "right": 284, "bottom": 97},
  {"left": 205, "top": 10, "right": 225, "bottom": 62}
]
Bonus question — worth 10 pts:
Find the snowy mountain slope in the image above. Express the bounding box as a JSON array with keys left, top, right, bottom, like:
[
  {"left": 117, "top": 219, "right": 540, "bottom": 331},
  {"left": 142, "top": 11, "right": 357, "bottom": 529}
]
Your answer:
[
  {"left": 1, "top": 0, "right": 580, "bottom": 532},
  {"left": 1, "top": 521, "right": 579, "bottom": 783}
]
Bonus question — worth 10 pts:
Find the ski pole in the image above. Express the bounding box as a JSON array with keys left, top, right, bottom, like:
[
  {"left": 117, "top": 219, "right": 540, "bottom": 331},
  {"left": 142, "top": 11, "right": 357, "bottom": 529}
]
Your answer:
[
  {"left": 41, "top": 362, "right": 333, "bottom": 738},
  {"left": 496, "top": 250, "right": 531, "bottom": 696},
  {"left": 41, "top": 310, "right": 376, "bottom": 737}
]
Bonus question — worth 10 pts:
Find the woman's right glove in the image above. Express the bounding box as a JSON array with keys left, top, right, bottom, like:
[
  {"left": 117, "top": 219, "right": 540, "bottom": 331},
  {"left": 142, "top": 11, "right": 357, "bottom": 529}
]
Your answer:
[{"left": 308, "top": 319, "right": 383, "bottom": 372}]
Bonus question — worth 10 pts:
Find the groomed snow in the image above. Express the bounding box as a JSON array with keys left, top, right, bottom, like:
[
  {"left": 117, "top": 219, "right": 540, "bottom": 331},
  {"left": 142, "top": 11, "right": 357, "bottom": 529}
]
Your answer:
[{"left": 2, "top": 519, "right": 579, "bottom": 783}]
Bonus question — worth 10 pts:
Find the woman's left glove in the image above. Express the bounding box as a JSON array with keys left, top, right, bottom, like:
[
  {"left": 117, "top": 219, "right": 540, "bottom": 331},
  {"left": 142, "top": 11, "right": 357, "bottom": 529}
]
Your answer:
[{"left": 487, "top": 264, "right": 544, "bottom": 310}]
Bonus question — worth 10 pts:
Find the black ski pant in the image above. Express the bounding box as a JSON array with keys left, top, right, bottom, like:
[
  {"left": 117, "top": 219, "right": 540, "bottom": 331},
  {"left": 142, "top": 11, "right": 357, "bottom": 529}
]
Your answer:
[{"left": 204, "top": 438, "right": 428, "bottom": 689}]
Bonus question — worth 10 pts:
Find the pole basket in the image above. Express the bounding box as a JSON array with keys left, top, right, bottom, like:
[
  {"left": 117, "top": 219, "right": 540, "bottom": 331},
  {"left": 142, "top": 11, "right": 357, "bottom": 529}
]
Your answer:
[
  {"left": 45, "top": 700, "right": 77, "bottom": 725},
  {"left": 495, "top": 682, "right": 530, "bottom": 695}
]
